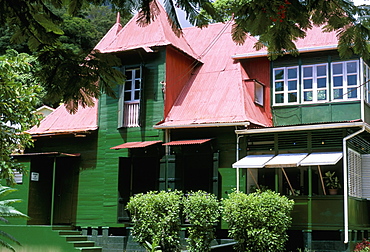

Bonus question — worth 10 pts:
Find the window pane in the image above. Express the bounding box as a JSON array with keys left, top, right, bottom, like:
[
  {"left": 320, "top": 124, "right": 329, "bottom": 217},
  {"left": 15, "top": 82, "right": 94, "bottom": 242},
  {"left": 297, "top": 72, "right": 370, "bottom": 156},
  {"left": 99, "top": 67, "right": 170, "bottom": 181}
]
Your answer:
[
  {"left": 288, "top": 92, "right": 297, "bottom": 102},
  {"left": 304, "top": 91, "right": 313, "bottom": 101},
  {"left": 134, "top": 91, "right": 140, "bottom": 100},
  {"left": 347, "top": 62, "right": 357, "bottom": 74},
  {"left": 125, "top": 70, "right": 132, "bottom": 80},
  {"left": 334, "top": 89, "right": 343, "bottom": 99},
  {"left": 317, "top": 65, "right": 326, "bottom": 76},
  {"left": 124, "top": 91, "right": 131, "bottom": 101},
  {"left": 348, "top": 88, "right": 357, "bottom": 98},
  {"left": 288, "top": 68, "right": 297, "bottom": 79},
  {"left": 317, "top": 78, "right": 327, "bottom": 88},
  {"left": 135, "top": 80, "right": 141, "bottom": 89},
  {"left": 304, "top": 79, "right": 312, "bottom": 89},
  {"left": 288, "top": 81, "right": 297, "bottom": 91},
  {"left": 318, "top": 90, "right": 326, "bottom": 100},
  {"left": 333, "top": 63, "right": 343, "bottom": 75},
  {"left": 275, "top": 81, "right": 284, "bottom": 92},
  {"left": 303, "top": 67, "right": 313, "bottom": 78},
  {"left": 347, "top": 75, "right": 357, "bottom": 86},
  {"left": 333, "top": 76, "right": 343, "bottom": 87},
  {"left": 274, "top": 69, "right": 284, "bottom": 80},
  {"left": 134, "top": 69, "right": 141, "bottom": 78},
  {"left": 124, "top": 82, "right": 132, "bottom": 91},
  {"left": 275, "top": 94, "right": 284, "bottom": 103}
]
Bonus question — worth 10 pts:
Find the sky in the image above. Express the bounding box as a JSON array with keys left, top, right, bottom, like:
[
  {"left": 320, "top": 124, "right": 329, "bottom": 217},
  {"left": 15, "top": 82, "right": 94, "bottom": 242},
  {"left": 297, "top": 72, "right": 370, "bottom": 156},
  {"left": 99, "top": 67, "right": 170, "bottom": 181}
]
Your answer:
[{"left": 157, "top": 0, "right": 192, "bottom": 28}]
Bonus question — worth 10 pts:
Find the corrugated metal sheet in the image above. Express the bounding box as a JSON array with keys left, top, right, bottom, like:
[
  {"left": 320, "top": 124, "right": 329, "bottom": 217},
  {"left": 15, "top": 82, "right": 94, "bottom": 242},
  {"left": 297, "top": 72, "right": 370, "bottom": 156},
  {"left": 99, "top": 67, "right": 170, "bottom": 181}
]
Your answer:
[
  {"left": 163, "top": 139, "right": 211, "bottom": 145},
  {"left": 110, "top": 140, "right": 162, "bottom": 149},
  {"left": 157, "top": 22, "right": 272, "bottom": 128},
  {"left": 27, "top": 101, "right": 98, "bottom": 136},
  {"left": 94, "top": 2, "right": 198, "bottom": 60}
]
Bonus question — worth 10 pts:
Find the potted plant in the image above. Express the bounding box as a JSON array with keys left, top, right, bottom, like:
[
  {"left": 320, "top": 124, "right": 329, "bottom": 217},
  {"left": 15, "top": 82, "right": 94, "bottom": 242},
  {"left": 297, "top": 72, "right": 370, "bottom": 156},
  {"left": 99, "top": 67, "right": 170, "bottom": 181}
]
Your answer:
[{"left": 323, "top": 171, "right": 341, "bottom": 195}]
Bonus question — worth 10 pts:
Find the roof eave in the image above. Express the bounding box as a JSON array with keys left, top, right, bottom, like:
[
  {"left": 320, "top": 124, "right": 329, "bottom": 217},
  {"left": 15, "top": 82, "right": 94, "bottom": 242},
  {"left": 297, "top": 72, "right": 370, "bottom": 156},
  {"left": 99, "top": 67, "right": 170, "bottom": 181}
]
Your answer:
[
  {"left": 232, "top": 45, "right": 338, "bottom": 60},
  {"left": 154, "top": 121, "right": 251, "bottom": 129}
]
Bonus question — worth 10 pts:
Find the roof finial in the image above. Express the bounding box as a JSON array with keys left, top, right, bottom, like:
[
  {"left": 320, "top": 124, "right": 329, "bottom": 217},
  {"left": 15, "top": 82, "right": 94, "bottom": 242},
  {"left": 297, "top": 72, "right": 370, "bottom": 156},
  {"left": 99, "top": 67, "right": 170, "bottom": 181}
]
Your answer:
[{"left": 116, "top": 12, "right": 120, "bottom": 24}]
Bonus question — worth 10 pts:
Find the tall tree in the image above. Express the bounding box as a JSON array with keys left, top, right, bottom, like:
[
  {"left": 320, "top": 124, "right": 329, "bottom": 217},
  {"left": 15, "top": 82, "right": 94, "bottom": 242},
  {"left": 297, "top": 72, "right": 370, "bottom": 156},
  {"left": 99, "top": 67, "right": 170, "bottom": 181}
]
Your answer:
[{"left": 0, "top": 50, "right": 42, "bottom": 185}]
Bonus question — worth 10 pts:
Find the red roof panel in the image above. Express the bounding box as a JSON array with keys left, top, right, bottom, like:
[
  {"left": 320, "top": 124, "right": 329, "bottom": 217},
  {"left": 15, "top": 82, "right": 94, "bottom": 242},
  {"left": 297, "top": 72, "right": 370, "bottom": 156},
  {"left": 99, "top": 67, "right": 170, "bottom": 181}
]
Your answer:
[
  {"left": 110, "top": 141, "right": 162, "bottom": 149},
  {"left": 27, "top": 101, "right": 98, "bottom": 136},
  {"left": 95, "top": 1, "right": 198, "bottom": 60},
  {"left": 163, "top": 139, "right": 212, "bottom": 146}
]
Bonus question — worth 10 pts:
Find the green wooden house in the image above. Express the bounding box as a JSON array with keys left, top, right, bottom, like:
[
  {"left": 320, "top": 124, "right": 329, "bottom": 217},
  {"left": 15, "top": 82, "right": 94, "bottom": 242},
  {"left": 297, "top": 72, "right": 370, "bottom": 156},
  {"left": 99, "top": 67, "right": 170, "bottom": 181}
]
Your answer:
[
  {"left": 232, "top": 25, "right": 370, "bottom": 251},
  {"left": 7, "top": 2, "right": 370, "bottom": 251}
]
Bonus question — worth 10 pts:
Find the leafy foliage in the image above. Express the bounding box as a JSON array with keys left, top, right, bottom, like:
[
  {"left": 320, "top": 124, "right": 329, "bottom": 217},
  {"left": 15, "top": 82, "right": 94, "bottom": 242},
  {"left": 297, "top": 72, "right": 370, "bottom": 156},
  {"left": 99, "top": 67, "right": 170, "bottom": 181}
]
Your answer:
[
  {"left": 126, "top": 190, "right": 182, "bottom": 252},
  {"left": 355, "top": 238, "right": 370, "bottom": 252},
  {"left": 183, "top": 191, "right": 220, "bottom": 252},
  {"left": 222, "top": 190, "right": 294, "bottom": 252},
  {"left": 0, "top": 50, "right": 43, "bottom": 185},
  {"left": 0, "top": 185, "right": 29, "bottom": 252},
  {"left": 213, "top": 0, "right": 370, "bottom": 60}
]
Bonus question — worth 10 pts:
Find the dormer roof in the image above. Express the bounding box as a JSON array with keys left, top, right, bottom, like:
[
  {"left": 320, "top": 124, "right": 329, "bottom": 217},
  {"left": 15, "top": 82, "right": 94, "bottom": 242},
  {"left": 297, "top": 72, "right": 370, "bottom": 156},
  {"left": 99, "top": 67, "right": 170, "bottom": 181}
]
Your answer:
[{"left": 94, "top": 2, "right": 198, "bottom": 60}]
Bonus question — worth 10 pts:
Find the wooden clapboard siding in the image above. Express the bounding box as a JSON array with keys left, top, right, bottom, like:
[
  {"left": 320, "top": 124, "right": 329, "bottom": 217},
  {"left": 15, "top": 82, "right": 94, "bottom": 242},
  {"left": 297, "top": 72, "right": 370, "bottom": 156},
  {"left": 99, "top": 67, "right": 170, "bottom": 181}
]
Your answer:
[{"left": 75, "top": 50, "right": 166, "bottom": 228}]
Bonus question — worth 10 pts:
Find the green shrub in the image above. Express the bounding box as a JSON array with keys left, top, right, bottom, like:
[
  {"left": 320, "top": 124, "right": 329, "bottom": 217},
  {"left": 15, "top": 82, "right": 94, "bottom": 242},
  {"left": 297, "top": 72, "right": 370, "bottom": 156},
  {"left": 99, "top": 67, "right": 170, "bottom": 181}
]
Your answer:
[
  {"left": 222, "top": 190, "right": 294, "bottom": 252},
  {"left": 183, "top": 191, "right": 220, "bottom": 252},
  {"left": 126, "top": 190, "right": 182, "bottom": 252}
]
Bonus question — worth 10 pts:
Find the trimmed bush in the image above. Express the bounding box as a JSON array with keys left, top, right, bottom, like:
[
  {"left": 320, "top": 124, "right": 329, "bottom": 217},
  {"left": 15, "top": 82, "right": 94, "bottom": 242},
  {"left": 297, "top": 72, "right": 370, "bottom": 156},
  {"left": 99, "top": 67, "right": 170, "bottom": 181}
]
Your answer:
[
  {"left": 222, "top": 190, "right": 294, "bottom": 252},
  {"left": 183, "top": 191, "right": 220, "bottom": 252},
  {"left": 126, "top": 190, "right": 182, "bottom": 252}
]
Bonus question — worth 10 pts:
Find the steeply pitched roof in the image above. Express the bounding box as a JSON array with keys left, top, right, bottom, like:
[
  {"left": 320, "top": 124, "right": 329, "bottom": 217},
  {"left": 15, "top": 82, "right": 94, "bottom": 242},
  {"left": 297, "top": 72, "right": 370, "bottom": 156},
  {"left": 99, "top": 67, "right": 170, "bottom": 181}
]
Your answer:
[
  {"left": 27, "top": 102, "right": 98, "bottom": 137},
  {"left": 94, "top": 2, "right": 198, "bottom": 60},
  {"left": 156, "top": 22, "right": 273, "bottom": 128}
]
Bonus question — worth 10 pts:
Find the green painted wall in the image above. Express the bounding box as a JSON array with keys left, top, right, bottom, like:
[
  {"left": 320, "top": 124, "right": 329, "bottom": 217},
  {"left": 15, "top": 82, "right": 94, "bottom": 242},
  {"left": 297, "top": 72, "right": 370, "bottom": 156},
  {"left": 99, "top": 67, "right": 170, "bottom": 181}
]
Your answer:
[
  {"left": 273, "top": 102, "right": 361, "bottom": 126},
  {"left": 76, "top": 49, "right": 166, "bottom": 228}
]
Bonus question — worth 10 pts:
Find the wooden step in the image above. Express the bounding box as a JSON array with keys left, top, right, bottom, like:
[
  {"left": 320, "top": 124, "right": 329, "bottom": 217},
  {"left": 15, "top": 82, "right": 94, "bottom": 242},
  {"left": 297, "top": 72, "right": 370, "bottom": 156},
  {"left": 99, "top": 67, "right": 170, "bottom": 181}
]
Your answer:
[
  {"left": 59, "top": 230, "right": 82, "bottom": 236},
  {"left": 52, "top": 225, "right": 75, "bottom": 231},
  {"left": 69, "top": 241, "right": 95, "bottom": 247},
  {"left": 64, "top": 235, "right": 88, "bottom": 242},
  {"left": 75, "top": 247, "right": 102, "bottom": 252}
]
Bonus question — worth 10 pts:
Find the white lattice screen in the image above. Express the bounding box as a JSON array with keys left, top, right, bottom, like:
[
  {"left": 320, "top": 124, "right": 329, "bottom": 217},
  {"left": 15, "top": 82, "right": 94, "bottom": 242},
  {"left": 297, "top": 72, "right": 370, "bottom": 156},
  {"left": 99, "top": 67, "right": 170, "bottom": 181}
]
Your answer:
[
  {"left": 361, "top": 154, "right": 370, "bottom": 199},
  {"left": 348, "top": 149, "right": 362, "bottom": 198}
]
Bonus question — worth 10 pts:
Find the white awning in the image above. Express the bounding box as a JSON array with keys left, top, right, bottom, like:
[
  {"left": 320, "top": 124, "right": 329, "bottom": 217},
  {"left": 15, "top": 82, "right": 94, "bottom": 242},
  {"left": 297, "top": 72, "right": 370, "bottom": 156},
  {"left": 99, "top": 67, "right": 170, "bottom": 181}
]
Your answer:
[
  {"left": 299, "top": 152, "right": 343, "bottom": 166},
  {"left": 264, "top": 153, "right": 308, "bottom": 168},
  {"left": 232, "top": 154, "right": 275, "bottom": 168}
]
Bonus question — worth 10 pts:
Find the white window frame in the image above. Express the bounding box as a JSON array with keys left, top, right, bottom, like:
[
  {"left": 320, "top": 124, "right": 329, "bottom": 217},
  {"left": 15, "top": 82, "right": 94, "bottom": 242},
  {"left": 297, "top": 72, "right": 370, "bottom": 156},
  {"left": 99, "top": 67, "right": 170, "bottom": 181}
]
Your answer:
[
  {"left": 254, "top": 80, "right": 264, "bottom": 106},
  {"left": 363, "top": 61, "right": 370, "bottom": 104},
  {"left": 273, "top": 66, "right": 299, "bottom": 105},
  {"left": 331, "top": 60, "right": 360, "bottom": 101},
  {"left": 301, "top": 63, "right": 328, "bottom": 103},
  {"left": 118, "top": 67, "right": 142, "bottom": 128}
]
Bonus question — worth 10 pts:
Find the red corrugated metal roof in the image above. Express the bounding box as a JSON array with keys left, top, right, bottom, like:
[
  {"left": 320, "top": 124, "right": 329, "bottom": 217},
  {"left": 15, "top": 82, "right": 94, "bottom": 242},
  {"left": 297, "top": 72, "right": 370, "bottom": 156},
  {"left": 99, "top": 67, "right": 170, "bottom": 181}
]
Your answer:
[
  {"left": 110, "top": 141, "right": 162, "bottom": 149},
  {"left": 94, "top": 1, "right": 198, "bottom": 60},
  {"left": 163, "top": 139, "right": 212, "bottom": 146},
  {"left": 27, "top": 101, "right": 98, "bottom": 136},
  {"left": 156, "top": 22, "right": 272, "bottom": 128}
]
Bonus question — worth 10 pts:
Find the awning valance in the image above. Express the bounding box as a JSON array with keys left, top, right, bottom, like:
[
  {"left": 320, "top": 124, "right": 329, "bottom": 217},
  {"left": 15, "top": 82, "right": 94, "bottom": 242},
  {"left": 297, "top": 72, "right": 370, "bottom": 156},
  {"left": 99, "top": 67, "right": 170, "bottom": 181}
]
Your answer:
[
  {"left": 232, "top": 154, "right": 274, "bottom": 168},
  {"left": 110, "top": 141, "right": 162, "bottom": 150},
  {"left": 233, "top": 152, "right": 343, "bottom": 168},
  {"left": 163, "top": 139, "right": 212, "bottom": 146}
]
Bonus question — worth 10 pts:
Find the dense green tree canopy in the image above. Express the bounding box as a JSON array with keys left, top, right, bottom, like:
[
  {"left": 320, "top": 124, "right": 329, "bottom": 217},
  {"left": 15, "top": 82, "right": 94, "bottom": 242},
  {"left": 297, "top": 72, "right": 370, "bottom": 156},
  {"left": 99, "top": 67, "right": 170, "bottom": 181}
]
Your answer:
[{"left": 0, "top": 50, "right": 42, "bottom": 185}]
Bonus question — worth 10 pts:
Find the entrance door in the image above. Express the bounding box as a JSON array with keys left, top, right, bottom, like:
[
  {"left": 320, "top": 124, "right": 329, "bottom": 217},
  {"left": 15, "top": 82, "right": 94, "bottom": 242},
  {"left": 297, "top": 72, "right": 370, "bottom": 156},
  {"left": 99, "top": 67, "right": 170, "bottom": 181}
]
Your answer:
[{"left": 27, "top": 156, "right": 79, "bottom": 225}]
